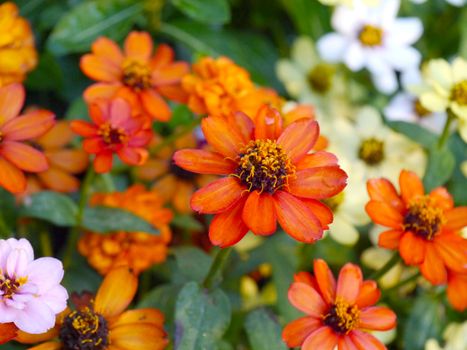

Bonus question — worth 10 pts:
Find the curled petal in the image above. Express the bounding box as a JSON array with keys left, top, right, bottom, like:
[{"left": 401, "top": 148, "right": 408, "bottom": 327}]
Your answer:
[{"left": 254, "top": 104, "right": 283, "bottom": 140}]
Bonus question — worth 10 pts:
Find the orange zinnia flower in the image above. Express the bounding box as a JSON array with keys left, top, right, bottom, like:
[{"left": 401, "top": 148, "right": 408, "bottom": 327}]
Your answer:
[
  {"left": 71, "top": 98, "right": 152, "bottom": 173},
  {"left": 283, "top": 259, "right": 396, "bottom": 350},
  {"left": 16, "top": 267, "right": 168, "bottom": 350},
  {"left": 447, "top": 270, "right": 467, "bottom": 312},
  {"left": 80, "top": 31, "right": 189, "bottom": 121},
  {"left": 173, "top": 105, "right": 347, "bottom": 246},
  {"left": 0, "top": 83, "right": 55, "bottom": 193},
  {"left": 366, "top": 170, "right": 467, "bottom": 285},
  {"left": 78, "top": 185, "right": 172, "bottom": 275},
  {"left": 0, "top": 2, "right": 37, "bottom": 86}
]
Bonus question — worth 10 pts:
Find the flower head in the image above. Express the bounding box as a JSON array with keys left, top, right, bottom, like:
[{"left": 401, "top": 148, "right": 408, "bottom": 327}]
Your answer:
[
  {"left": 0, "top": 238, "right": 68, "bottom": 334},
  {"left": 80, "top": 31, "right": 189, "bottom": 121},
  {"left": 366, "top": 170, "right": 467, "bottom": 285},
  {"left": 71, "top": 98, "right": 152, "bottom": 173},
  {"left": 0, "top": 83, "right": 55, "bottom": 193},
  {"left": 17, "top": 267, "right": 168, "bottom": 350},
  {"left": 78, "top": 185, "right": 173, "bottom": 275},
  {"left": 283, "top": 259, "right": 396, "bottom": 349},
  {"left": 0, "top": 2, "right": 37, "bottom": 87},
  {"left": 173, "top": 105, "right": 347, "bottom": 246}
]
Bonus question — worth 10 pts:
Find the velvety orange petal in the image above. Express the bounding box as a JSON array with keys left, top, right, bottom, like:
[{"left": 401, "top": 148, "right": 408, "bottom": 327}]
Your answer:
[
  {"left": 201, "top": 116, "right": 245, "bottom": 158},
  {"left": 274, "top": 191, "right": 323, "bottom": 243},
  {"left": 140, "top": 89, "right": 171, "bottom": 121},
  {"left": 83, "top": 83, "right": 121, "bottom": 104},
  {"left": 48, "top": 149, "right": 88, "bottom": 173},
  {"left": 152, "top": 62, "right": 189, "bottom": 86},
  {"left": 93, "top": 151, "right": 113, "bottom": 174},
  {"left": 0, "top": 83, "right": 24, "bottom": 124},
  {"left": 80, "top": 54, "right": 121, "bottom": 82},
  {"left": 191, "top": 177, "right": 243, "bottom": 214},
  {"left": 242, "top": 191, "right": 277, "bottom": 235},
  {"left": 350, "top": 330, "right": 385, "bottom": 350},
  {"left": 173, "top": 149, "right": 236, "bottom": 175},
  {"left": 359, "top": 307, "right": 396, "bottom": 331},
  {"left": 365, "top": 201, "right": 403, "bottom": 229},
  {"left": 367, "top": 178, "right": 404, "bottom": 213},
  {"left": 420, "top": 244, "right": 447, "bottom": 285},
  {"left": 399, "top": 232, "right": 426, "bottom": 265},
  {"left": 2, "top": 110, "right": 55, "bottom": 141},
  {"left": 288, "top": 282, "right": 327, "bottom": 317},
  {"left": 302, "top": 326, "right": 338, "bottom": 350},
  {"left": 282, "top": 316, "right": 321, "bottom": 348},
  {"left": 209, "top": 198, "right": 249, "bottom": 247},
  {"left": 117, "top": 147, "right": 144, "bottom": 166},
  {"left": 173, "top": 180, "right": 194, "bottom": 214},
  {"left": 313, "top": 259, "right": 336, "bottom": 304},
  {"left": 447, "top": 272, "right": 467, "bottom": 312},
  {"left": 228, "top": 112, "right": 254, "bottom": 144},
  {"left": 254, "top": 104, "right": 283, "bottom": 140},
  {"left": 0, "top": 323, "right": 17, "bottom": 345},
  {"left": 157, "top": 84, "right": 188, "bottom": 103},
  {"left": 444, "top": 207, "right": 467, "bottom": 231},
  {"left": 112, "top": 309, "right": 165, "bottom": 328},
  {"left": 70, "top": 120, "right": 98, "bottom": 138},
  {"left": 91, "top": 36, "right": 124, "bottom": 66},
  {"left": 149, "top": 44, "right": 174, "bottom": 69},
  {"left": 37, "top": 121, "right": 74, "bottom": 149},
  {"left": 27, "top": 341, "right": 63, "bottom": 350},
  {"left": 429, "top": 187, "right": 454, "bottom": 211},
  {"left": 294, "top": 272, "right": 318, "bottom": 289},
  {"left": 355, "top": 281, "right": 381, "bottom": 309},
  {"left": 94, "top": 266, "right": 138, "bottom": 318},
  {"left": 0, "top": 157, "right": 26, "bottom": 193},
  {"left": 399, "top": 170, "right": 424, "bottom": 204},
  {"left": 338, "top": 336, "right": 359, "bottom": 350},
  {"left": 295, "top": 151, "right": 338, "bottom": 170},
  {"left": 38, "top": 168, "right": 80, "bottom": 193},
  {"left": 124, "top": 31, "right": 153, "bottom": 62},
  {"left": 434, "top": 233, "right": 467, "bottom": 272},
  {"left": 83, "top": 138, "right": 106, "bottom": 154},
  {"left": 336, "top": 263, "right": 362, "bottom": 304},
  {"left": 2, "top": 141, "right": 48, "bottom": 172},
  {"left": 110, "top": 323, "right": 167, "bottom": 350},
  {"left": 277, "top": 119, "right": 319, "bottom": 162},
  {"left": 288, "top": 166, "right": 347, "bottom": 199},
  {"left": 302, "top": 199, "right": 333, "bottom": 229},
  {"left": 378, "top": 229, "right": 403, "bottom": 249}
]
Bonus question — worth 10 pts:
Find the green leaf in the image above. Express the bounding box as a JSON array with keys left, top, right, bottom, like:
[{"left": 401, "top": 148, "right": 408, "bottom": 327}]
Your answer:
[
  {"left": 47, "top": 0, "right": 144, "bottom": 55},
  {"left": 138, "top": 283, "right": 183, "bottom": 325},
  {"left": 62, "top": 255, "right": 102, "bottom": 293},
  {"left": 388, "top": 121, "right": 438, "bottom": 148},
  {"left": 20, "top": 191, "right": 78, "bottom": 226},
  {"left": 0, "top": 188, "right": 17, "bottom": 235},
  {"left": 171, "top": 214, "right": 204, "bottom": 232},
  {"left": 171, "top": 0, "right": 230, "bottom": 25},
  {"left": 447, "top": 133, "right": 467, "bottom": 205},
  {"left": 25, "top": 52, "right": 64, "bottom": 91},
  {"left": 82, "top": 206, "right": 159, "bottom": 235},
  {"left": 175, "top": 281, "right": 231, "bottom": 350},
  {"left": 171, "top": 247, "right": 213, "bottom": 283},
  {"left": 423, "top": 146, "right": 456, "bottom": 191},
  {"left": 280, "top": 0, "right": 331, "bottom": 38},
  {"left": 245, "top": 308, "right": 287, "bottom": 350}
]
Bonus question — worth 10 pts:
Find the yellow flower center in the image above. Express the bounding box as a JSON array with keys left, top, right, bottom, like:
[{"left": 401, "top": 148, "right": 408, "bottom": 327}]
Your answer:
[
  {"left": 98, "top": 123, "right": 127, "bottom": 145},
  {"left": 403, "top": 195, "right": 445, "bottom": 240},
  {"left": 359, "top": 25, "right": 383, "bottom": 47},
  {"left": 323, "top": 297, "right": 360, "bottom": 334},
  {"left": 122, "top": 59, "right": 152, "bottom": 91},
  {"left": 358, "top": 138, "right": 385, "bottom": 165},
  {"left": 0, "top": 272, "right": 27, "bottom": 299},
  {"left": 414, "top": 99, "right": 431, "bottom": 118},
  {"left": 451, "top": 80, "right": 467, "bottom": 106},
  {"left": 323, "top": 192, "right": 345, "bottom": 211},
  {"left": 235, "top": 139, "right": 295, "bottom": 194},
  {"left": 59, "top": 306, "right": 109, "bottom": 350},
  {"left": 307, "top": 63, "right": 335, "bottom": 94}
]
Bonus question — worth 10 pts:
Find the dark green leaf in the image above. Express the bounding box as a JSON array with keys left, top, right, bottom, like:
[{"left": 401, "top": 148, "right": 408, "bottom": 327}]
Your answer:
[
  {"left": 447, "top": 133, "right": 467, "bottom": 205},
  {"left": 25, "top": 52, "right": 64, "bottom": 91},
  {"left": 0, "top": 188, "right": 17, "bottom": 235},
  {"left": 62, "top": 255, "right": 102, "bottom": 293},
  {"left": 388, "top": 121, "right": 438, "bottom": 148},
  {"left": 245, "top": 308, "right": 287, "bottom": 350},
  {"left": 66, "top": 98, "right": 90, "bottom": 121},
  {"left": 138, "top": 283, "right": 183, "bottom": 325},
  {"left": 171, "top": 0, "right": 230, "bottom": 25},
  {"left": 171, "top": 214, "right": 204, "bottom": 232},
  {"left": 82, "top": 206, "right": 159, "bottom": 235},
  {"left": 280, "top": 0, "right": 331, "bottom": 38},
  {"left": 423, "top": 146, "right": 456, "bottom": 191},
  {"left": 175, "top": 281, "right": 231, "bottom": 350},
  {"left": 20, "top": 191, "right": 78, "bottom": 226},
  {"left": 171, "top": 247, "right": 213, "bottom": 283}
]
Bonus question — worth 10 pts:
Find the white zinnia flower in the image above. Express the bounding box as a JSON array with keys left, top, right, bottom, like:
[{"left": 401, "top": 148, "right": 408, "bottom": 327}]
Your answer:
[
  {"left": 425, "top": 321, "right": 467, "bottom": 350},
  {"left": 317, "top": 0, "right": 423, "bottom": 94}
]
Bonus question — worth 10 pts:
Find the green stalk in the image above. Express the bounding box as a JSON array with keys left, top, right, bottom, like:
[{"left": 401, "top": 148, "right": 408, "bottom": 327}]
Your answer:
[
  {"left": 203, "top": 247, "right": 233, "bottom": 290},
  {"left": 437, "top": 109, "right": 455, "bottom": 149},
  {"left": 39, "top": 229, "right": 53, "bottom": 257},
  {"left": 384, "top": 272, "right": 420, "bottom": 293},
  {"left": 369, "top": 253, "right": 401, "bottom": 281}
]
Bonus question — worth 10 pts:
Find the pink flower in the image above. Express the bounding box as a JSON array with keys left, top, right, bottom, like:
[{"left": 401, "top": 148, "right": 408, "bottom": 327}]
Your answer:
[{"left": 0, "top": 238, "right": 68, "bottom": 334}]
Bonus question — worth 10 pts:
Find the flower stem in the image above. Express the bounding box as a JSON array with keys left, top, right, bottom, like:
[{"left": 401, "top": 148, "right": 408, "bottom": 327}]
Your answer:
[
  {"left": 203, "top": 247, "right": 233, "bottom": 290},
  {"left": 437, "top": 109, "right": 455, "bottom": 149},
  {"left": 39, "top": 229, "right": 53, "bottom": 257},
  {"left": 369, "top": 253, "right": 401, "bottom": 281}
]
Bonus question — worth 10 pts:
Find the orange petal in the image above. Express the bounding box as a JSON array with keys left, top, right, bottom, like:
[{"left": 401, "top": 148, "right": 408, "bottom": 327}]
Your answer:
[
  {"left": 242, "top": 191, "right": 277, "bottom": 235},
  {"left": 48, "top": 149, "right": 88, "bottom": 174},
  {"left": 27, "top": 341, "right": 63, "bottom": 350},
  {"left": 429, "top": 187, "right": 454, "bottom": 211},
  {"left": 37, "top": 121, "right": 74, "bottom": 149},
  {"left": 313, "top": 259, "right": 336, "bottom": 304},
  {"left": 399, "top": 232, "right": 426, "bottom": 265},
  {"left": 2, "top": 110, "right": 55, "bottom": 141},
  {"left": 254, "top": 104, "right": 283, "bottom": 140},
  {"left": 302, "top": 199, "right": 333, "bottom": 229},
  {"left": 173, "top": 149, "right": 236, "bottom": 175},
  {"left": 295, "top": 151, "right": 338, "bottom": 170},
  {"left": 124, "top": 31, "right": 153, "bottom": 61},
  {"left": 83, "top": 83, "right": 121, "bottom": 104},
  {"left": 191, "top": 177, "right": 243, "bottom": 214},
  {"left": 359, "top": 306, "right": 396, "bottom": 331},
  {"left": 365, "top": 201, "right": 403, "bottom": 229},
  {"left": 94, "top": 266, "right": 138, "bottom": 318},
  {"left": 277, "top": 119, "right": 319, "bottom": 162},
  {"left": 434, "top": 233, "right": 467, "bottom": 272},
  {"left": 112, "top": 309, "right": 165, "bottom": 328},
  {"left": 378, "top": 229, "right": 403, "bottom": 249},
  {"left": 80, "top": 54, "right": 121, "bottom": 82},
  {"left": 93, "top": 151, "right": 113, "bottom": 173},
  {"left": 367, "top": 178, "right": 404, "bottom": 213},
  {"left": 201, "top": 116, "right": 245, "bottom": 158},
  {"left": 209, "top": 198, "right": 249, "bottom": 247},
  {"left": 157, "top": 84, "right": 188, "bottom": 103},
  {"left": 0, "top": 323, "right": 17, "bottom": 345},
  {"left": 110, "top": 323, "right": 167, "bottom": 350},
  {"left": 302, "top": 326, "right": 338, "bottom": 350},
  {"left": 282, "top": 316, "right": 321, "bottom": 348},
  {"left": 117, "top": 146, "right": 144, "bottom": 166},
  {"left": 91, "top": 36, "right": 124, "bottom": 66},
  {"left": 444, "top": 207, "right": 467, "bottom": 231},
  {"left": 274, "top": 191, "right": 323, "bottom": 243},
  {"left": 70, "top": 120, "right": 98, "bottom": 138},
  {"left": 355, "top": 281, "right": 381, "bottom": 309},
  {"left": 336, "top": 263, "right": 362, "bottom": 304},
  {"left": 338, "top": 336, "right": 359, "bottom": 350},
  {"left": 399, "top": 170, "right": 424, "bottom": 204},
  {"left": 152, "top": 62, "right": 189, "bottom": 86},
  {"left": 150, "top": 44, "right": 174, "bottom": 69},
  {"left": 1, "top": 141, "right": 48, "bottom": 172},
  {"left": 294, "top": 272, "right": 318, "bottom": 289},
  {"left": 38, "top": 168, "right": 80, "bottom": 193},
  {"left": 140, "top": 89, "right": 171, "bottom": 121},
  {"left": 173, "top": 180, "right": 194, "bottom": 214},
  {"left": 228, "top": 112, "right": 254, "bottom": 144},
  {"left": 420, "top": 244, "right": 447, "bottom": 285},
  {"left": 447, "top": 272, "right": 467, "bottom": 312},
  {"left": 288, "top": 166, "right": 347, "bottom": 199},
  {"left": 83, "top": 138, "right": 106, "bottom": 154},
  {"left": 0, "top": 157, "right": 26, "bottom": 193},
  {"left": 288, "top": 282, "right": 327, "bottom": 317},
  {"left": 0, "top": 83, "right": 24, "bottom": 124},
  {"left": 350, "top": 330, "right": 386, "bottom": 350}
]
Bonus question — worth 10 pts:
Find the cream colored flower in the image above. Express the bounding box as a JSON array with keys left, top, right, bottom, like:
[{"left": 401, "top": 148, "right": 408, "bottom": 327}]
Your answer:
[{"left": 425, "top": 321, "right": 467, "bottom": 350}]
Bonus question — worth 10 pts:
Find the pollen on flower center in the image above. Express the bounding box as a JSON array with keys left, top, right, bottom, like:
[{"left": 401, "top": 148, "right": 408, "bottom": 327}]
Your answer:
[
  {"left": 234, "top": 139, "right": 295, "bottom": 194},
  {"left": 98, "top": 123, "right": 127, "bottom": 145},
  {"left": 358, "top": 25, "right": 383, "bottom": 47},
  {"left": 0, "top": 273, "right": 27, "bottom": 299},
  {"left": 450, "top": 80, "right": 467, "bottom": 106},
  {"left": 307, "top": 63, "right": 335, "bottom": 94},
  {"left": 413, "top": 99, "right": 431, "bottom": 118},
  {"left": 122, "top": 59, "right": 152, "bottom": 91},
  {"left": 59, "top": 306, "right": 109, "bottom": 350},
  {"left": 403, "top": 195, "right": 444, "bottom": 240},
  {"left": 323, "top": 297, "right": 360, "bottom": 334},
  {"left": 358, "top": 138, "right": 385, "bottom": 165}
]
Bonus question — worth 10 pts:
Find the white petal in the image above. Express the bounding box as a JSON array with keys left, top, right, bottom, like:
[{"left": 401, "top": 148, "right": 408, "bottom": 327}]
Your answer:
[
  {"left": 14, "top": 299, "right": 56, "bottom": 334},
  {"left": 419, "top": 113, "right": 446, "bottom": 134},
  {"left": 401, "top": 68, "right": 422, "bottom": 89},
  {"left": 328, "top": 215, "right": 359, "bottom": 246},
  {"left": 6, "top": 249, "right": 29, "bottom": 278},
  {"left": 384, "top": 46, "right": 421, "bottom": 71},
  {"left": 386, "top": 18, "right": 423, "bottom": 46},
  {"left": 25, "top": 257, "right": 65, "bottom": 294},
  {"left": 371, "top": 66, "right": 398, "bottom": 94},
  {"left": 384, "top": 93, "right": 417, "bottom": 122},
  {"left": 292, "top": 36, "right": 318, "bottom": 71},
  {"left": 356, "top": 106, "right": 383, "bottom": 136},
  {"left": 317, "top": 33, "right": 349, "bottom": 63},
  {"left": 331, "top": 5, "right": 362, "bottom": 35},
  {"left": 379, "top": 0, "right": 400, "bottom": 29},
  {"left": 344, "top": 42, "right": 366, "bottom": 71},
  {"left": 38, "top": 285, "right": 68, "bottom": 314},
  {"left": 420, "top": 92, "right": 449, "bottom": 112},
  {"left": 452, "top": 57, "right": 467, "bottom": 81}
]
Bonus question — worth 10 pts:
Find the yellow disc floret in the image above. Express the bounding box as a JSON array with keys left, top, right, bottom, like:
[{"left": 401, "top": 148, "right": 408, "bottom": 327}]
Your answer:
[
  {"left": 403, "top": 195, "right": 445, "bottom": 240},
  {"left": 122, "top": 59, "right": 152, "bottom": 91},
  {"left": 359, "top": 25, "right": 383, "bottom": 47},
  {"left": 323, "top": 297, "right": 360, "bottom": 334}
]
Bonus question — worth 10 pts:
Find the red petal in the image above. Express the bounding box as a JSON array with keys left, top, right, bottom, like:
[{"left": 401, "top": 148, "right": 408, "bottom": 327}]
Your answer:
[
  {"left": 359, "top": 306, "right": 396, "bottom": 331},
  {"left": 173, "top": 149, "right": 236, "bottom": 175},
  {"left": 288, "top": 166, "right": 347, "bottom": 199},
  {"left": 288, "top": 282, "right": 327, "bottom": 317},
  {"left": 0, "top": 323, "right": 17, "bottom": 345},
  {"left": 302, "top": 327, "right": 338, "bottom": 350},
  {"left": 117, "top": 147, "right": 145, "bottom": 165},
  {"left": 83, "top": 138, "right": 106, "bottom": 154},
  {"left": 313, "top": 259, "right": 336, "bottom": 304},
  {"left": 277, "top": 119, "right": 319, "bottom": 162},
  {"left": 365, "top": 201, "right": 403, "bottom": 229},
  {"left": 336, "top": 263, "right": 363, "bottom": 304},
  {"left": 0, "top": 157, "right": 26, "bottom": 194},
  {"left": 350, "top": 330, "right": 386, "bottom": 350},
  {"left": 355, "top": 281, "right": 381, "bottom": 308},
  {"left": 399, "top": 170, "right": 424, "bottom": 203},
  {"left": 229, "top": 112, "right": 254, "bottom": 144},
  {"left": 254, "top": 105, "right": 283, "bottom": 140},
  {"left": 367, "top": 178, "right": 404, "bottom": 213},
  {"left": 282, "top": 316, "right": 321, "bottom": 348},
  {"left": 1, "top": 142, "right": 48, "bottom": 172},
  {"left": 201, "top": 116, "right": 245, "bottom": 158},
  {"left": 0, "top": 83, "right": 24, "bottom": 124},
  {"left": 399, "top": 232, "right": 426, "bottom": 265},
  {"left": 242, "top": 191, "right": 277, "bottom": 235},
  {"left": 209, "top": 198, "right": 248, "bottom": 247},
  {"left": 295, "top": 151, "right": 338, "bottom": 170},
  {"left": 140, "top": 89, "right": 171, "bottom": 121},
  {"left": 191, "top": 177, "right": 243, "bottom": 214},
  {"left": 2, "top": 110, "right": 55, "bottom": 141},
  {"left": 420, "top": 244, "right": 447, "bottom": 285}
]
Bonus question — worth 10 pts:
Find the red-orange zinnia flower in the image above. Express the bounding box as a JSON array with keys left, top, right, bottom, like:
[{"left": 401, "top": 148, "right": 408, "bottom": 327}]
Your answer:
[
  {"left": 283, "top": 259, "right": 396, "bottom": 350},
  {"left": 80, "top": 31, "right": 189, "bottom": 121},
  {"left": 71, "top": 98, "right": 152, "bottom": 173},
  {"left": 447, "top": 270, "right": 467, "bottom": 312},
  {"left": 0, "top": 83, "right": 55, "bottom": 193},
  {"left": 366, "top": 170, "right": 467, "bottom": 285},
  {"left": 173, "top": 105, "right": 347, "bottom": 246}
]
